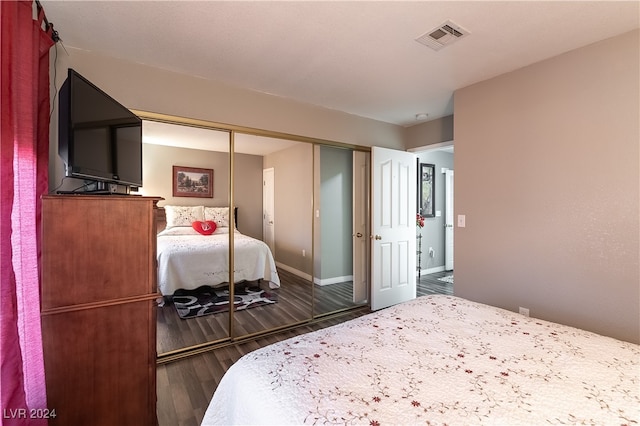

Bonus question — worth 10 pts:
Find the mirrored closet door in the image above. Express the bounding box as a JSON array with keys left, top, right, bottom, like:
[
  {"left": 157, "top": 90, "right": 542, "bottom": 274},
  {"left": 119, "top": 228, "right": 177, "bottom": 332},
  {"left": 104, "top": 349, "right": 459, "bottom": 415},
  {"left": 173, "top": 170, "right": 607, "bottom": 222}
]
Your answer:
[
  {"left": 139, "top": 113, "right": 370, "bottom": 358},
  {"left": 231, "top": 134, "right": 314, "bottom": 339},
  {"left": 143, "top": 119, "right": 232, "bottom": 355}
]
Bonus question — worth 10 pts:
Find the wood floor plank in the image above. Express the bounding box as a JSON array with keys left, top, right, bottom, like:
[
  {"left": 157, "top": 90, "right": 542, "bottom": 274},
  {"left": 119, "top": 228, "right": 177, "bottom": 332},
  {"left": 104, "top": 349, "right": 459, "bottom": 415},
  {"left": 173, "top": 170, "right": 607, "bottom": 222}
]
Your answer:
[
  {"left": 156, "top": 366, "right": 178, "bottom": 425},
  {"left": 417, "top": 270, "right": 454, "bottom": 296}
]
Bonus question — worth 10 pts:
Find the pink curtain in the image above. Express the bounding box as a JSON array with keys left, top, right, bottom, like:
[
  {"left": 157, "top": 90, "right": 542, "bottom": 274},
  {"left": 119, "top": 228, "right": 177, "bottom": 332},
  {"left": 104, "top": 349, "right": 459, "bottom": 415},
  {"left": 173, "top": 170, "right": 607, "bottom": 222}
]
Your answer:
[{"left": 1, "top": 2, "right": 54, "bottom": 425}]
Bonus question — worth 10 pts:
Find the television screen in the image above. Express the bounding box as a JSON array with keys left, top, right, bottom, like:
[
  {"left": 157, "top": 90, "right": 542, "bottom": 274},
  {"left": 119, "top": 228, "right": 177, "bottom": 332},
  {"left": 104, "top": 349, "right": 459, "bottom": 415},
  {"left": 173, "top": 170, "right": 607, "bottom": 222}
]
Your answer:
[
  {"left": 114, "top": 125, "right": 142, "bottom": 185},
  {"left": 72, "top": 127, "right": 113, "bottom": 181},
  {"left": 59, "top": 69, "right": 142, "bottom": 190}
]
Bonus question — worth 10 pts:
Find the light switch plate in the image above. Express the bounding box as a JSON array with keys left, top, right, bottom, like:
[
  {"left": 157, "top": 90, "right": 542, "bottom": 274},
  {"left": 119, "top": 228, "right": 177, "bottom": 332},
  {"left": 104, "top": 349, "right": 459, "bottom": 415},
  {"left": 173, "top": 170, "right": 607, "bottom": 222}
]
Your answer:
[{"left": 457, "top": 214, "right": 466, "bottom": 227}]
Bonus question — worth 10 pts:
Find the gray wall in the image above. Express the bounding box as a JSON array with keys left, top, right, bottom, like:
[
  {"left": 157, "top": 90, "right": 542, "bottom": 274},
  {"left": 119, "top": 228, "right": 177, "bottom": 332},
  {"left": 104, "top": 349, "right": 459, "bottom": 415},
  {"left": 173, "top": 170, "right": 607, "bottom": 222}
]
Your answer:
[
  {"left": 416, "top": 150, "right": 454, "bottom": 273},
  {"left": 406, "top": 115, "right": 454, "bottom": 150},
  {"left": 454, "top": 30, "right": 639, "bottom": 344},
  {"left": 319, "top": 146, "right": 353, "bottom": 281}
]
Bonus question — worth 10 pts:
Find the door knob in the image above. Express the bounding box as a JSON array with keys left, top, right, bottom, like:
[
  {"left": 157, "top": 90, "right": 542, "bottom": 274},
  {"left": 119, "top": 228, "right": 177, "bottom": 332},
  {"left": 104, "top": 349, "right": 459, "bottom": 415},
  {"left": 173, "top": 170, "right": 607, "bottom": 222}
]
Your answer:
[
  {"left": 374, "top": 235, "right": 382, "bottom": 240},
  {"left": 356, "top": 232, "right": 363, "bottom": 238}
]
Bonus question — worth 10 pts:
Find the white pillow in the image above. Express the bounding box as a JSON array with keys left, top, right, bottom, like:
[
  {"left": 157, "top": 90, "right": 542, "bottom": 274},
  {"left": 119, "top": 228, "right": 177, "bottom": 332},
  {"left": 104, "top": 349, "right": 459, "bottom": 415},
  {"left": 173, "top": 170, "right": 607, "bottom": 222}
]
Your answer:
[
  {"left": 204, "top": 207, "right": 229, "bottom": 227},
  {"left": 164, "top": 205, "right": 204, "bottom": 228},
  {"left": 157, "top": 226, "right": 200, "bottom": 237}
]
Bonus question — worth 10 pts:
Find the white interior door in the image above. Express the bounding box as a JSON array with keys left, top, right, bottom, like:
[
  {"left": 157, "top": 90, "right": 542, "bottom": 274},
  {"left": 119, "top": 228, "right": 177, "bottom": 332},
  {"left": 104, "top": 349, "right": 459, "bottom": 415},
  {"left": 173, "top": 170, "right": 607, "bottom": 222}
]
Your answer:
[
  {"left": 263, "top": 168, "right": 275, "bottom": 255},
  {"left": 371, "top": 147, "right": 416, "bottom": 311},
  {"left": 445, "top": 169, "right": 454, "bottom": 271},
  {"left": 352, "top": 151, "right": 369, "bottom": 303}
]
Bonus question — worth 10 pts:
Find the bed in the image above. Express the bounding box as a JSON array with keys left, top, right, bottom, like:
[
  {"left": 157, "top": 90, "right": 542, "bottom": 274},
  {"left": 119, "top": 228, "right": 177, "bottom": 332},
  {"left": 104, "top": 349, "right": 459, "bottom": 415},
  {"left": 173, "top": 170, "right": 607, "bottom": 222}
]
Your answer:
[
  {"left": 201, "top": 294, "right": 639, "bottom": 425},
  {"left": 156, "top": 205, "right": 280, "bottom": 296}
]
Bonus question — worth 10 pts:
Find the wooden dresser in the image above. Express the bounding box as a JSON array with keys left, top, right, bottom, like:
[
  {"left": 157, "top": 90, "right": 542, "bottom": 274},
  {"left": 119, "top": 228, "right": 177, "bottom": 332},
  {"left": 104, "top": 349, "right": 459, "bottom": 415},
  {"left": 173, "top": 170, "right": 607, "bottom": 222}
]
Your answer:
[{"left": 40, "top": 195, "right": 161, "bottom": 425}]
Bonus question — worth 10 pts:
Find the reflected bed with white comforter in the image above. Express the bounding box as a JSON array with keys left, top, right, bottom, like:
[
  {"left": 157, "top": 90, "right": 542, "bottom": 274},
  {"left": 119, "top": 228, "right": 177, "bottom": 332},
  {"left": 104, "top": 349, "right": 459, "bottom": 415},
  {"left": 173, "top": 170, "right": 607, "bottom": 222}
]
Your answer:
[
  {"left": 156, "top": 226, "right": 280, "bottom": 296},
  {"left": 202, "top": 295, "right": 639, "bottom": 425}
]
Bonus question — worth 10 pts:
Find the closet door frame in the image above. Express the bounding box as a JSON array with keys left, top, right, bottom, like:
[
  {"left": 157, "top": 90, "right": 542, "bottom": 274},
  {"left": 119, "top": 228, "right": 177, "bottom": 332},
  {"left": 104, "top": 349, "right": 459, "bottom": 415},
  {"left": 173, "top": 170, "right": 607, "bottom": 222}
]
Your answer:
[{"left": 136, "top": 111, "right": 370, "bottom": 362}]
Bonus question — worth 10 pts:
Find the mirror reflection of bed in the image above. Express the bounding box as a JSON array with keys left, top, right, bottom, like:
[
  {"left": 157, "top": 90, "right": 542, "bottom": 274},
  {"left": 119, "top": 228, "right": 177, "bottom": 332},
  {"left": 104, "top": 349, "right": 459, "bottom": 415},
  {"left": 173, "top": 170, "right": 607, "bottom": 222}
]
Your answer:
[{"left": 141, "top": 119, "right": 369, "bottom": 356}]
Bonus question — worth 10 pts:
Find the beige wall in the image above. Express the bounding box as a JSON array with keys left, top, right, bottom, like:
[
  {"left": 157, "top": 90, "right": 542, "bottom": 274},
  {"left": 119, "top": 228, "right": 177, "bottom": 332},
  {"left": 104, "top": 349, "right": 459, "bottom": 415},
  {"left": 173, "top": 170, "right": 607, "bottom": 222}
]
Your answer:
[
  {"left": 142, "top": 144, "right": 229, "bottom": 207},
  {"left": 51, "top": 48, "right": 405, "bottom": 154},
  {"left": 233, "top": 153, "right": 264, "bottom": 240},
  {"left": 454, "top": 30, "right": 639, "bottom": 343},
  {"left": 264, "top": 143, "right": 314, "bottom": 276},
  {"left": 142, "top": 143, "right": 263, "bottom": 239},
  {"left": 48, "top": 28, "right": 639, "bottom": 343}
]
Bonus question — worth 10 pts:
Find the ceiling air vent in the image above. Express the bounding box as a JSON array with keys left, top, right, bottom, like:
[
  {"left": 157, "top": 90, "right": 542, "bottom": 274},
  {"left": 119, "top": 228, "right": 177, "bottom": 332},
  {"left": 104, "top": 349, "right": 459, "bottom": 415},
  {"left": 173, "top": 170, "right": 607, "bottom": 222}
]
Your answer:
[{"left": 416, "top": 20, "right": 469, "bottom": 51}]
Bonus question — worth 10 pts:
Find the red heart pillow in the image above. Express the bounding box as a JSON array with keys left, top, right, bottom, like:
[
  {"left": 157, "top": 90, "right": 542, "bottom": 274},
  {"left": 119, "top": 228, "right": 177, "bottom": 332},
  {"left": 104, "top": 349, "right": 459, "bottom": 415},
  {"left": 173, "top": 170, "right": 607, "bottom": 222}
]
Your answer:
[{"left": 192, "top": 220, "right": 217, "bottom": 235}]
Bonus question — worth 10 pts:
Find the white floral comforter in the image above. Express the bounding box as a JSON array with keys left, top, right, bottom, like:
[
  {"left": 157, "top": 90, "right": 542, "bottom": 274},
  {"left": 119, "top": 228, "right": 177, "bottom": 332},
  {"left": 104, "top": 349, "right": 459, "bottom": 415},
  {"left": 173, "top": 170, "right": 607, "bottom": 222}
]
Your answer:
[
  {"left": 157, "top": 227, "right": 280, "bottom": 296},
  {"left": 202, "top": 295, "right": 639, "bottom": 425}
]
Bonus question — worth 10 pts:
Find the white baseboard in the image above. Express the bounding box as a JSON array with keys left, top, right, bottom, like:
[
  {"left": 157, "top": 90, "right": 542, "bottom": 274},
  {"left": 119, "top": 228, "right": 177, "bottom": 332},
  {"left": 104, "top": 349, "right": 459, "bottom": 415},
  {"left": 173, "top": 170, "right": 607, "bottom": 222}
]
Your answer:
[
  {"left": 275, "top": 262, "right": 312, "bottom": 282},
  {"left": 419, "top": 265, "right": 445, "bottom": 276},
  {"left": 279, "top": 262, "right": 447, "bottom": 281},
  {"left": 314, "top": 275, "right": 353, "bottom": 286}
]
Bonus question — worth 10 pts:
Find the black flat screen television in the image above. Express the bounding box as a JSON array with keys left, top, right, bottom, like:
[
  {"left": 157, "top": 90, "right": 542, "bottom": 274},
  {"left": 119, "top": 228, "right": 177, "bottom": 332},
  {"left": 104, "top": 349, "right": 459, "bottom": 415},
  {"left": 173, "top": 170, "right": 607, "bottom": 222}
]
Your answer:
[{"left": 58, "top": 69, "right": 142, "bottom": 192}]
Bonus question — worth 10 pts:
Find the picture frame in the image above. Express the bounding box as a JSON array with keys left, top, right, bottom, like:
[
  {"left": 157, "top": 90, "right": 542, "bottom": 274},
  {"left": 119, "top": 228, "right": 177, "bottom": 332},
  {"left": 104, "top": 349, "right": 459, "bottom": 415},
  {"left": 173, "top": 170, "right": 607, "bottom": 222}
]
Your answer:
[
  {"left": 419, "top": 163, "right": 435, "bottom": 218},
  {"left": 172, "top": 165, "right": 213, "bottom": 198}
]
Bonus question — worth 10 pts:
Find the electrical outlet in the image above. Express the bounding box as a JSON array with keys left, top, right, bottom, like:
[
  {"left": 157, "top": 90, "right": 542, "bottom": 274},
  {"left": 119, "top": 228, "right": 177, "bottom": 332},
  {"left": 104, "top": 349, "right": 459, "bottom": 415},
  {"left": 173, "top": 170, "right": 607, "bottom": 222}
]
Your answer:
[
  {"left": 519, "top": 307, "right": 530, "bottom": 317},
  {"left": 302, "top": 249, "right": 306, "bottom": 257},
  {"left": 428, "top": 247, "right": 435, "bottom": 257}
]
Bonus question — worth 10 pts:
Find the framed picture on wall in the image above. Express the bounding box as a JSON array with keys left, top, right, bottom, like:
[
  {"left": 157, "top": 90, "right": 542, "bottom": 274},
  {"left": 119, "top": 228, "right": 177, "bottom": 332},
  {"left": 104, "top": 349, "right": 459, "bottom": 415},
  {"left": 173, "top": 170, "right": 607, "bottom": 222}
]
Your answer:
[
  {"left": 419, "top": 163, "right": 435, "bottom": 218},
  {"left": 173, "top": 165, "right": 213, "bottom": 198}
]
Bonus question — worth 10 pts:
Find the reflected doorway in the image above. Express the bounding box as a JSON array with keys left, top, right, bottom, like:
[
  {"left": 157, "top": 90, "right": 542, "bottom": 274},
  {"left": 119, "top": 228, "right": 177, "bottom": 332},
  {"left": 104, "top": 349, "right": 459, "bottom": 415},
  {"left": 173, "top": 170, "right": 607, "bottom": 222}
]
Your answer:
[
  {"left": 313, "top": 146, "right": 369, "bottom": 316},
  {"left": 412, "top": 142, "right": 454, "bottom": 292}
]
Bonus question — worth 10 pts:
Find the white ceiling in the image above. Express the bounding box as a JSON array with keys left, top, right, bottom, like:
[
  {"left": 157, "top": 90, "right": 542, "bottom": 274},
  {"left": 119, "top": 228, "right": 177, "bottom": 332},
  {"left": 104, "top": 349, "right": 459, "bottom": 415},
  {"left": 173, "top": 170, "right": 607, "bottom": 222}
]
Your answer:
[{"left": 42, "top": 1, "right": 639, "bottom": 127}]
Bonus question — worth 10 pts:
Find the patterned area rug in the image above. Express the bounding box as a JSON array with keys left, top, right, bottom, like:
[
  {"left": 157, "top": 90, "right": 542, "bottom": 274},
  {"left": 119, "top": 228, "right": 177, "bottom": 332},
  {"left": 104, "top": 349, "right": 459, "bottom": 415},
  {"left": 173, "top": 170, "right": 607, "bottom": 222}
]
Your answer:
[
  {"left": 173, "top": 285, "right": 278, "bottom": 319},
  {"left": 438, "top": 274, "right": 454, "bottom": 284}
]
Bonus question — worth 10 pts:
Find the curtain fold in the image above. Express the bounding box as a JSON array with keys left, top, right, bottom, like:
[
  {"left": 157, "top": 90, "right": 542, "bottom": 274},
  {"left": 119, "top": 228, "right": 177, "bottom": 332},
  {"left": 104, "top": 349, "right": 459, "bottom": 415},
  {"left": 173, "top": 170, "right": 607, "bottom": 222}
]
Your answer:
[{"left": 1, "top": 2, "right": 54, "bottom": 425}]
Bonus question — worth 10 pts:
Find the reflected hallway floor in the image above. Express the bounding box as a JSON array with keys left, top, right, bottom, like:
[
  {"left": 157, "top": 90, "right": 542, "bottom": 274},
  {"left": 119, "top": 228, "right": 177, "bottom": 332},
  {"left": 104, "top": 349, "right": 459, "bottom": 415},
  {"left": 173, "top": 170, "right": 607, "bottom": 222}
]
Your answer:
[{"left": 417, "top": 270, "right": 454, "bottom": 296}]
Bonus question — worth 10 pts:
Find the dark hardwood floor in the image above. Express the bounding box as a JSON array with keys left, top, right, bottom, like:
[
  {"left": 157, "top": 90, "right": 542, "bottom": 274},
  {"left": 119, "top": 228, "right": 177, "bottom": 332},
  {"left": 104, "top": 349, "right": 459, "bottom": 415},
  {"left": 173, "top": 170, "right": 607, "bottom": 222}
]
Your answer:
[
  {"left": 418, "top": 269, "right": 454, "bottom": 296},
  {"left": 157, "top": 269, "right": 310, "bottom": 354},
  {"left": 156, "top": 270, "right": 453, "bottom": 426},
  {"left": 157, "top": 268, "right": 361, "bottom": 354},
  {"left": 156, "top": 310, "right": 369, "bottom": 426}
]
